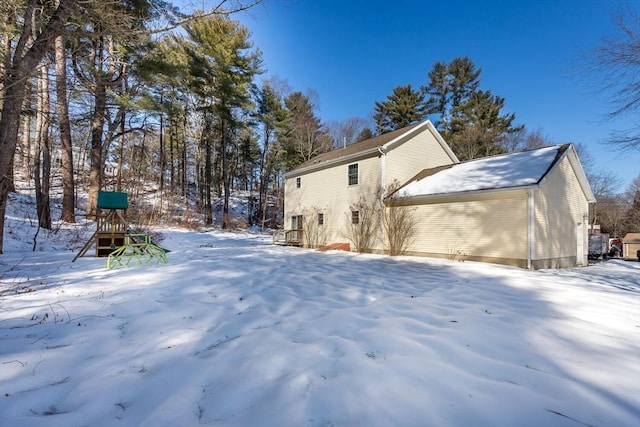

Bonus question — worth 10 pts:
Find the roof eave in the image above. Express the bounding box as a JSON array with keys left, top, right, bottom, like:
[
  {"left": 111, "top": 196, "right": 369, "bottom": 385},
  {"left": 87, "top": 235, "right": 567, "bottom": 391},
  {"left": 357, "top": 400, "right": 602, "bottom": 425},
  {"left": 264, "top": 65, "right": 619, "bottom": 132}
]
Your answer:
[
  {"left": 284, "top": 147, "right": 382, "bottom": 178},
  {"left": 284, "top": 119, "right": 459, "bottom": 179},
  {"left": 567, "top": 145, "right": 596, "bottom": 202},
  {"left": 390, "top": 184, "right": 538, "bottom": 204}
]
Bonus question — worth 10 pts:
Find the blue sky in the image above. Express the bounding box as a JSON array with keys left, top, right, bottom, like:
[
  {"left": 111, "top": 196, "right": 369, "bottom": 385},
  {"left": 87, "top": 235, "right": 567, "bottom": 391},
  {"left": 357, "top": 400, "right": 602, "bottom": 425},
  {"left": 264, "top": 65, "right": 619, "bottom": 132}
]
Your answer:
[{"left": 229, "top": 0, "right": 639, "bottom": 192}]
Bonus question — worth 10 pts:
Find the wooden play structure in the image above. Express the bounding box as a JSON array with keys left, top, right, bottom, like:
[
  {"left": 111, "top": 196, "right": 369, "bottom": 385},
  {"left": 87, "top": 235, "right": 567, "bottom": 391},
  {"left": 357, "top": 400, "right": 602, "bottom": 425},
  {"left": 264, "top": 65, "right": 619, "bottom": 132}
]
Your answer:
[{"left": 73, "top": 191, "right": 168, "bottom": 268}]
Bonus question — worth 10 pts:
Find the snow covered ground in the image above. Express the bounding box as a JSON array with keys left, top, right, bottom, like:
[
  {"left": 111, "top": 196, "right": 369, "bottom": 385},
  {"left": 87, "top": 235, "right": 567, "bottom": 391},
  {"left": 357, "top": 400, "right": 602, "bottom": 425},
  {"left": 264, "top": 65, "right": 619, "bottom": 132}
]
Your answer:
[{"left": 0, "top": 195, "right": 639, "bottom": 426}]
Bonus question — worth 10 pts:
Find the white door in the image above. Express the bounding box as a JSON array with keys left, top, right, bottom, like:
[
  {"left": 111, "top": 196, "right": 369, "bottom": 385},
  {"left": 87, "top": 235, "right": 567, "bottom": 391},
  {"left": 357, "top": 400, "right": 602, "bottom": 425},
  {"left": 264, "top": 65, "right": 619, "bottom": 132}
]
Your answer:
[{"left": 576, "top": 223, "right": 584, "bottom": 265}]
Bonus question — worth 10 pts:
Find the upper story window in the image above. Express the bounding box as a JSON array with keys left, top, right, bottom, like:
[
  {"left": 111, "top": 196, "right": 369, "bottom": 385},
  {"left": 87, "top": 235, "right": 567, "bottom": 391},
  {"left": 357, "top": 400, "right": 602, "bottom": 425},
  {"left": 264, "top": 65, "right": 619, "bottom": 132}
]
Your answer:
[
  {"left": 348, "top": 163, "right": 358, "bottom": 186},
  {"left": 296, "top": 177, "right": 301, "bottom": 188}
]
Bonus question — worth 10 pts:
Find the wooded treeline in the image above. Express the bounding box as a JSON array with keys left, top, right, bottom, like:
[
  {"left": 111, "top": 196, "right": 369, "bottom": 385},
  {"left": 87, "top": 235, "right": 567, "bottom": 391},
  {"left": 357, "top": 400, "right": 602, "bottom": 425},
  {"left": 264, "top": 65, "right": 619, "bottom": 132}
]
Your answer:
[
  {"left": 0, "top": 0, "right": 337, "bottom": 254},
  {"left": 0, "top": 1, "right": 638, "bottom": 254}
]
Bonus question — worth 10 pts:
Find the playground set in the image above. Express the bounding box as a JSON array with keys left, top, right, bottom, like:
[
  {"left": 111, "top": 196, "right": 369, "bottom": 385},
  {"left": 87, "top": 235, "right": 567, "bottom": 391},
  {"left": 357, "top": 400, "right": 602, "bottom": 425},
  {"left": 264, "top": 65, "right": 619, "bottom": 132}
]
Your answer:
[{"left": 73, "top": 191, "right": 168, "bottom": 268}]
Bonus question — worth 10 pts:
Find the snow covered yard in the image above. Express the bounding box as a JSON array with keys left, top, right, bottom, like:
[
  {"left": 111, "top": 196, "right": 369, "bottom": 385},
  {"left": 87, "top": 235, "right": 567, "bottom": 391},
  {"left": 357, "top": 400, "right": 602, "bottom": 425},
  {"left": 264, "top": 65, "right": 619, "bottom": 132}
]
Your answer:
[{"left": 0, "top": 229, "right": 639, "bottom": 427}]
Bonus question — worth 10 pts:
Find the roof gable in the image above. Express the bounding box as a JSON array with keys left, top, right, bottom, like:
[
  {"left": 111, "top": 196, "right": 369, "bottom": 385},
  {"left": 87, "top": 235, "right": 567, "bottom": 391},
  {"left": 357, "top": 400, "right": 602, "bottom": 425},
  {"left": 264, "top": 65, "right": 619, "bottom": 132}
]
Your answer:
[
  {"left": 396, "top": 144, "right": 572, "bottom": 198},
  {"left": 285, "top": 120, "right": 458, "bottom": 177}
]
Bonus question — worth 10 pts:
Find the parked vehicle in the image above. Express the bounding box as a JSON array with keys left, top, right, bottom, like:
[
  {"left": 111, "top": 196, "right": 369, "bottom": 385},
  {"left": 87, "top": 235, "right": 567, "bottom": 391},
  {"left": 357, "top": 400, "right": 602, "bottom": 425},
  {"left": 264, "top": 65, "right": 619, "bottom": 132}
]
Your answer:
[{"left": 588, "top": 233, "right": 610, "bottom": 260}]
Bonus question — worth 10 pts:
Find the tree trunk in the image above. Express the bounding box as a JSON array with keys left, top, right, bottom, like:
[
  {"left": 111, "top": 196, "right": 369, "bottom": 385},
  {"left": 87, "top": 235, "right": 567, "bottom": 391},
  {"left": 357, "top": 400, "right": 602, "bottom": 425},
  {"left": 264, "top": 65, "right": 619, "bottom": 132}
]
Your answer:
[
  {"left": 34, "top": 62, "right": 51, "bottom": 231},
  {"left": 0, "top": 81, "right": 30, "bottom": 253},
  {"left": 87, "top": 80, "right": 107, "bottom": 218},
  {"left": 0, "top": 0, "right": 75, "bottom": 253},
  {"left": 55, "top": 34, "right": 75, "bottom": 223},
  {"left": 258, "top": 129, "right": 270, "bottom": 227},
  {"left": 221, "top": 120, "right": 231, "bottom": 229},
  {"left": 170, "top": 118, "right": 175, "bottom": 192},
  {"left": 20, "top": 94, "right": 32, "bottom": 178},
  {"left": 204, "top": 134, "right": 213, "bottom": 225},
  {"left": 116, "top": 109, "right": 125, "bottom": 192},
  {"left": 159, "top": 106, "right": 165, "bottom": 192}
]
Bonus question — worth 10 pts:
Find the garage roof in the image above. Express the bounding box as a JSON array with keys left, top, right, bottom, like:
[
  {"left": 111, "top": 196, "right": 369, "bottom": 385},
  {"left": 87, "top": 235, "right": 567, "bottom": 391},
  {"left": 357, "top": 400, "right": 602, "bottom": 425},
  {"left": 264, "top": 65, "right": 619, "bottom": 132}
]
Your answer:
[{"left": 398, "top": 144, "right": 570, "bottom": 197}]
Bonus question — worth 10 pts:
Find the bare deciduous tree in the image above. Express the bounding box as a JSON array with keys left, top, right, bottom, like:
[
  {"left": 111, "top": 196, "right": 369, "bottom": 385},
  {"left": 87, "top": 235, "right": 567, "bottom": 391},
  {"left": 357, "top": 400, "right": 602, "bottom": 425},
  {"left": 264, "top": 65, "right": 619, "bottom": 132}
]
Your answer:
[
  {"left": 581, "top": 4, "right": 640, "bottom": 153},
  {"left": 383, "top": 182, "right": 418, "bottom": 256},
  {"left": 343, "top": 195, "right": 380, "bottom": 253},
  {"left": 501, "top": 127, "right": 552, "bottom": 153},
  {"left": 326, "top": 117, "right": 371, "bottom": 149},
  {"left": 302, "top": 206, "right": 326, "bottom": 248}
]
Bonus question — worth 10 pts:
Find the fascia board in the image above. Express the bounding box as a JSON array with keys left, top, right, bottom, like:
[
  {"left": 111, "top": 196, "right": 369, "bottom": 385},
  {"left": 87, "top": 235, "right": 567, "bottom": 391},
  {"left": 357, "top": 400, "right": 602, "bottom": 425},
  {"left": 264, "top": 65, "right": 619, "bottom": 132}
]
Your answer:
[
  {"left": 284, "top": 147, "right": 381, "bottom": 178},
  {"left": 536, "top": 145, "right": 596, "bottom": 203},
  {"left": 391, "top": 185, "right": 534, "bottom": 205},
  {"left": 567, "top": 146, "right": 596, "bottom": 202}
]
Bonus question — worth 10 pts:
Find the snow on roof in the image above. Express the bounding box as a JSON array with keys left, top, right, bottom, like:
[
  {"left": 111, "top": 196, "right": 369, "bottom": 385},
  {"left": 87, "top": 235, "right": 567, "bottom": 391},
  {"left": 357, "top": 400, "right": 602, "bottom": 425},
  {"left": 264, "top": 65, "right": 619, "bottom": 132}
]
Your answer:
[{"left": 400, "top": 145, "right": 565, "bottom": 197}]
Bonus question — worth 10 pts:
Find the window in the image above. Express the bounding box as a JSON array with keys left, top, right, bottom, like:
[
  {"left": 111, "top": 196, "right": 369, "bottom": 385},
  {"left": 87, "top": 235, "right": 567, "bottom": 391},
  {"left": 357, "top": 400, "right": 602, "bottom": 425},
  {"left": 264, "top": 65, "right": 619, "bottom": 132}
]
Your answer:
[
  {"left": 318, "top": 213, "right": 324, "bottom": 226},
  {"left": 296, "top": 177, "right": 301, "bottom": 188},
  {"left": 348, "top": 163, "right": 358, "bottom": 186},
  {"left": 351, "top": 210, "right": 360, "bottom": 225}
]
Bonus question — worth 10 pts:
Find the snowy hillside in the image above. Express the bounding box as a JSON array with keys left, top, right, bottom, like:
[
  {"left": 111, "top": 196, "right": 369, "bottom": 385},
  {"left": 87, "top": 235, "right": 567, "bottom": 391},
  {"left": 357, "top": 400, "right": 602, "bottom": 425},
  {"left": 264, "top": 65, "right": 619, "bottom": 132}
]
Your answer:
[{"left": 0, "top": 188, "right": 639, "bottom": 427}]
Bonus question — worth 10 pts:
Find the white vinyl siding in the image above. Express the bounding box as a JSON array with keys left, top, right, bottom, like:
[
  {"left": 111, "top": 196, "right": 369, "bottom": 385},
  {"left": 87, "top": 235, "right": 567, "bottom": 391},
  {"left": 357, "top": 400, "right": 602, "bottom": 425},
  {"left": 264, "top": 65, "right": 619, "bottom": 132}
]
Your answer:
[
  {"left": 534, "top": 156, "right": 589, "bottom": 264},
  {"left": 385, "top": 129, "right": 456, "bottom": 187},
  {"left": 284, "top": 155, "right": 381, "bottom": 246},
  {"left": 407, "top": 193, "right": 528, "bottom": 261}
]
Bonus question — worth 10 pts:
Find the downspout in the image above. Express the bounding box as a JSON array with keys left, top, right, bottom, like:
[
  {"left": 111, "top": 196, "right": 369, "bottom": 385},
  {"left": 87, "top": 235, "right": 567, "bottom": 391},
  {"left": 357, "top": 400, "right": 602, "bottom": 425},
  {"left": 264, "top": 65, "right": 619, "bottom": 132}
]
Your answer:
[
  {"left": 378, "top": 147, "right": 386, "bottom": 199},
  {"left": 527, "top": 189, "right": 535, "bottom": 269}
]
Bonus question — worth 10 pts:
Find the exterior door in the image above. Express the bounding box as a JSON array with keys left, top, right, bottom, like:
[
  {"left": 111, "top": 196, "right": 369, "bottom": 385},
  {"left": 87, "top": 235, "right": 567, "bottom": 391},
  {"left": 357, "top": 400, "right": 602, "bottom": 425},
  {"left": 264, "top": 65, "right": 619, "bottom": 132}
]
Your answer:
[
  {"left": 290, "top": 215, "right": 303, "bottom": 243},
  {"left": 576, "top": 222, "right": 584, "bottom": 265},
  {"left": 290, "top": 215, "right": 303, "bottom": 230}
]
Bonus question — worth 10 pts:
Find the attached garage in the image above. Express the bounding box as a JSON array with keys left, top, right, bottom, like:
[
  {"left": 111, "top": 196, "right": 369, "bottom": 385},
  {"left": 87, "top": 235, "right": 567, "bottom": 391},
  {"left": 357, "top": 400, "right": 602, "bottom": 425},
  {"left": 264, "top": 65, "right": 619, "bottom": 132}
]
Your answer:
[{"left": 393, "top": 144, "right": 595, "bottom": 269}]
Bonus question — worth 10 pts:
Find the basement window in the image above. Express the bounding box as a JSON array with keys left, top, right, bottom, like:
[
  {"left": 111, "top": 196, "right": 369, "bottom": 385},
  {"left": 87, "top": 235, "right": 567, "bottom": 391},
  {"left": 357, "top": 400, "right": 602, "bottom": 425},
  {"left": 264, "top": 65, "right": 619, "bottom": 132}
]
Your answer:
[
  {"left": 296, "top": 177, "right": 301, "bottom": 188},
  {"left": 348, "top": 163, "right": 358, "bottom": 186},
  {"left": 318, "top": 213, "right": 324, "bottom": 226}
]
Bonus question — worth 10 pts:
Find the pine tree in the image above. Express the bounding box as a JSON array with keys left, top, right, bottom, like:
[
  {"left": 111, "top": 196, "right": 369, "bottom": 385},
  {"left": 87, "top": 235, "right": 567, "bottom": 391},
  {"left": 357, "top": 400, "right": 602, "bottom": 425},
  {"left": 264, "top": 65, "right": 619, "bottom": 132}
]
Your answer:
[
  {"left": 423, "top": 57, "right": 522, "bottom": 160},
  {"left": 281, "top": 91, "right": 331, "bottom": 167},
  {"left": 254, "top": 81, "right": 287, "bottom": 226},
  {"left": 373, "top": 84, "right": 426, "bottom": 134},
  {"left": 181, "top": 13, "right": 262, "bottom": 228},
  {"left": 424, "top": 56, "right": 481, "bottom": 137}
]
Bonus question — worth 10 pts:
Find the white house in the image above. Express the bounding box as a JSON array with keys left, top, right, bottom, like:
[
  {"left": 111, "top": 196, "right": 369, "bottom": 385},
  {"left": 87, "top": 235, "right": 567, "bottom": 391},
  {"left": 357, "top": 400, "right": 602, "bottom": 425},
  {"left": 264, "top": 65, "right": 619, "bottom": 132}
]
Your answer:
[{"left": 283, "top": 120, "right": 595, "bottom": 269}]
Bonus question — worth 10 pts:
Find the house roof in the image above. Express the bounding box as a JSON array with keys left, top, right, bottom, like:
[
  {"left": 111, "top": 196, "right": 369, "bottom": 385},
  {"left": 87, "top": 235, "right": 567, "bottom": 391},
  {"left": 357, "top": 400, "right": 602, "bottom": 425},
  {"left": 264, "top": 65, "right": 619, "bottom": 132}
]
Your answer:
[
  {"left": 623, "top": 233, "right": 640, "bottom": 243},
  {"left": 285, "top": 120, "right": 458, "bottom": 177},
  {"left": 396, "top": 144, "right": 592, "bottom": 199}
]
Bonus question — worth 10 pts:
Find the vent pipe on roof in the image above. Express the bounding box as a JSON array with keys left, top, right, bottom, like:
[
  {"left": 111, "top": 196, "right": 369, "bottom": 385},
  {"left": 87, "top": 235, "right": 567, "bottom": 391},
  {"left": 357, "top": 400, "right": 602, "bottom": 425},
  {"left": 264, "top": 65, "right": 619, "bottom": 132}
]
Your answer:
[{"left": 343, "top": 136, "right": 346, "bottom": 149}]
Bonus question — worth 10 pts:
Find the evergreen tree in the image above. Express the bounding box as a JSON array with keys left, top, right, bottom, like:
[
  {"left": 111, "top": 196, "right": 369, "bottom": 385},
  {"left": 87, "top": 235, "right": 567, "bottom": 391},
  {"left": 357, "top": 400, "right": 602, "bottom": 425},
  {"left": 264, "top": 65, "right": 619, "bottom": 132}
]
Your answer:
[
  {"left": 281, "top": 91, "right": 331, "bottom": 167},
  {"left": 424, "top": 57, "right": 480, "bottom": 135},
  {"left": 451, "top": 90, "right": 521, "bottom": 159},
  {"left": 355, "top": 127, "right": 375, "bottom": 142},
  {"left": 254, "top": 81, "right": 287, "bottom": 226},
  {"left": 423, "top": 56, "right": 522, "bottom": 160},
  {"left": 373, "top": 84, "right": 426, "bottom": 134},
  {"left": 180, "top": 13, "right": 262, "bottom": 228}
]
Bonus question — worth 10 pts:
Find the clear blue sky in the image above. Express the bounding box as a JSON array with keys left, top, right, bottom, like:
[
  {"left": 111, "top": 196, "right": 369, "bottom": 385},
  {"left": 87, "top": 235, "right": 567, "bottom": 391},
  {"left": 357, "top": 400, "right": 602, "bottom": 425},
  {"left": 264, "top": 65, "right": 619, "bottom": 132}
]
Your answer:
[{"left": 228, "top": 0, "right": 639, "bottom": 191}]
